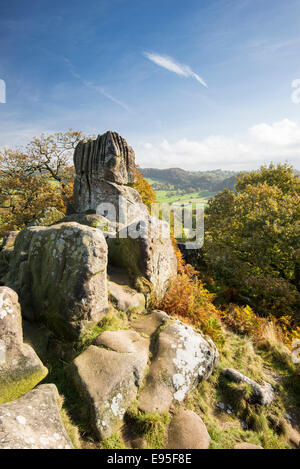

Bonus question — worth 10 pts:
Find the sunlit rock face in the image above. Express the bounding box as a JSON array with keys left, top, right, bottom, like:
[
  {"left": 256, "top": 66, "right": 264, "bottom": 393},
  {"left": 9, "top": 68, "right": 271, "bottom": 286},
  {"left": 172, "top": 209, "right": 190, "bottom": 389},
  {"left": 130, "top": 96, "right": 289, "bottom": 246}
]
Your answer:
[{"left": 73, "top": 131, "right": 140, "bottom": 219}]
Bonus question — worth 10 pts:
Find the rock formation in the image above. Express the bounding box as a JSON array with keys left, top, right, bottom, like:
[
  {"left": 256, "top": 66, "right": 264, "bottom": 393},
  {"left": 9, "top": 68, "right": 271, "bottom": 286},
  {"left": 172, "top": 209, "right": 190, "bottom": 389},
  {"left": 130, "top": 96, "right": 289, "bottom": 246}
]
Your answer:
[
  {"left": 137, "top": 315, "right": 219, "bottom": 414},
  {"left": 108, "top": 217, "right": 177, "bottom": 299},
  {"left": 0, "top": 287, "right": 47, "bottom": 404},
  {"left": 72, "top": 330, "right": 149, "bottom": 439},
  {"left": 0, "top": 384, "right": 73, "bottom": 449},
  {"left": 0, "top": 131, "right": 221, "bottom": 449},
  {"left": 6, "top": 223, "right": 108, "bottom": 339},
  {"left": 73, "top": 131, "right": 147, "bottom": 224}
]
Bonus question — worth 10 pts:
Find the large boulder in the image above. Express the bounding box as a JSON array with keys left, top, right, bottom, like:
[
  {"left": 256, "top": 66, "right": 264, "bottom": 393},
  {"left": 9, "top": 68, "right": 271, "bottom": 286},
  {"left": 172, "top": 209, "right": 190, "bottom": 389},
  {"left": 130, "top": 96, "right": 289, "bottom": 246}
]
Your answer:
[
  {"left": 0, "top": 384, "right": 73, "bottom": 449},
  {"left": 223, "top": 368, "right": 274, "bottom": 406},
  {"left": 108, "top": 217, "right": 177, "bottom": 299},
  {"left": 73, "top": 131, "right": 146, "bottom": 223},
  {"left": 167, "top": 409, "right": 211, "bottom": 449},
  {"left": 138, "top": 320, "right": 218, "bottom": 413},
  {"left": 0, "top": 287, "right": 47, "bottom": 404},
  {"left": 71, "top": 330, "right": 149, "bottom": 440},
  {"left": 6, "top": 222, "right": 108, "bottom": 339}
]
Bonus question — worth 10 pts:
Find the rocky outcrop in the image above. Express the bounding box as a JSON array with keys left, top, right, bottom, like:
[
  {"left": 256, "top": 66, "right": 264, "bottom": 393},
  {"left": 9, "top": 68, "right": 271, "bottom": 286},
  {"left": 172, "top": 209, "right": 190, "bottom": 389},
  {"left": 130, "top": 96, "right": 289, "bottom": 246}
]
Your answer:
[
  {"left": 73, "top": 131, "right": 145, "bottom": 223},
  {"left": 223, "top": 368, "right": 274, "bottom": 406},
  {"left": 71, "top": 330, "right": 149, "bottom": 440},
  {"left": 72, "top": 131, "right": 177, "bottom": 299},
  {"left": 108, "top": 217, "right": 177, "bottom": 299},
  {"left": 138, "top": 318, "right": 219, "bottom": 413},
  {"left": 6, "top": 222, "right": 108, "bottom": 339},
  {"left": 0, "top": 384, "right": 73, "bottom": 449},
  {"left": 167, "top": 409, "right": 211, "bottom": 449},
  {"left": 0, "top": 287, "right": 47, "bottom": 404}
]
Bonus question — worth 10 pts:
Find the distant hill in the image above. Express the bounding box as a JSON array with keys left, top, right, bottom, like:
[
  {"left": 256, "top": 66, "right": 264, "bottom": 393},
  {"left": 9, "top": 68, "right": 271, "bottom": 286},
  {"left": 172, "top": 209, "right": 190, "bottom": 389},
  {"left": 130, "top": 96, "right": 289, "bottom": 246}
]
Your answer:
[{"left": 141, "top": 168, "right": 239, "bottom": 193}]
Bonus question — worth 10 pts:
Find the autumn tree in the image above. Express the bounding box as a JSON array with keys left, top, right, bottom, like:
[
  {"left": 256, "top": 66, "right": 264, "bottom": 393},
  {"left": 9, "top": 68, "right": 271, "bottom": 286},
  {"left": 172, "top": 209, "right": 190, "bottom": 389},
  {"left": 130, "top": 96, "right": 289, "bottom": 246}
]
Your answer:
[
  {"left": 0, "top": 130, "right": 89, "bottom": 238},
  {"left": 203, "top": 164, "right": 300, "bottom": 319},
  {"left": 132, "top": 168, "right": 156, "bottom": 210}
]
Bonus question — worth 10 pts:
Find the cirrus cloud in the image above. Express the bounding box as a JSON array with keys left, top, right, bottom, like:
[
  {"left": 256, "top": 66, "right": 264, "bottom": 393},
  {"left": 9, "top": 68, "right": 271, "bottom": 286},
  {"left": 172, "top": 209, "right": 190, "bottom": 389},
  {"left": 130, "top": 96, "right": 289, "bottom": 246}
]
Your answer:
[{"left": 144, "top": 52, "right": 208, "bottom": 88}]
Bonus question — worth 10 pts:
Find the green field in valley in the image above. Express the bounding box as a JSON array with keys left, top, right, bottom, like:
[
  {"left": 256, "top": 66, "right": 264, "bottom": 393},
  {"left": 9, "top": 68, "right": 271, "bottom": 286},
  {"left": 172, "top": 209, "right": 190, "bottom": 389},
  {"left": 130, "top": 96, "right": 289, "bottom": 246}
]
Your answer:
[{"left": 145, "top": 177, "right": 215, "bottom": 206}]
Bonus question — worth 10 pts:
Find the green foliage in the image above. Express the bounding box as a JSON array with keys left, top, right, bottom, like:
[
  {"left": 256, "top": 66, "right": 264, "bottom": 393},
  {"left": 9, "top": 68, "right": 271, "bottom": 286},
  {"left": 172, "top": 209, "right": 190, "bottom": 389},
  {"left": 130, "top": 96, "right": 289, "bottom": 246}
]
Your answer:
[
  {"left": 204, "top": 163, "right": 300, "bottom": 319},
  {"left": 100, "top": 433, "right": 126, "bottom": 449}
]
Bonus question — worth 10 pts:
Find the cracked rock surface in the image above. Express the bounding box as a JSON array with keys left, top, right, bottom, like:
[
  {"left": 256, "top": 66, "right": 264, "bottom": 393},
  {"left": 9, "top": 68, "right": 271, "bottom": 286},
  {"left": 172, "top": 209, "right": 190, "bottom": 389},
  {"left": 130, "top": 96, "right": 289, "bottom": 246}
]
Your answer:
[
  {"left": 71, "top": 329, "right": 149, "bottom": 439},
  {"left": 136, "top": 315, "right": 219, "bottom": 414}
]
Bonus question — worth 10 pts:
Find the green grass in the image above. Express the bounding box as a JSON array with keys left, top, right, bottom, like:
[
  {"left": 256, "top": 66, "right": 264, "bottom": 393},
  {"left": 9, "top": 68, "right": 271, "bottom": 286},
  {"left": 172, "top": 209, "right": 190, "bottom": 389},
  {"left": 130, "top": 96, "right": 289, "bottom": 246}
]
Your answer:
[
  {"left": 153, "top": 189, "right": 214, "bottom": 205},
  {"left": 184, "top": 328, "right": 297, "bottom": 449}
]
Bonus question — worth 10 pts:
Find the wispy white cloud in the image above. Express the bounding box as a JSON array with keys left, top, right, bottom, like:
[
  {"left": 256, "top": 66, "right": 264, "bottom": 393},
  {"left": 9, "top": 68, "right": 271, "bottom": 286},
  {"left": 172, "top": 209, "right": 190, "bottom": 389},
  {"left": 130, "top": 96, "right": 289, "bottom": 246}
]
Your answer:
[
  {"left": 64, "top": 57, "right": 129, "bottom": 111},
  {"left": 82, "top": 80, "right": 130, "bottom": 111},
  {"left": 144, "top": 52, "right": 208, "bottom": 88}
]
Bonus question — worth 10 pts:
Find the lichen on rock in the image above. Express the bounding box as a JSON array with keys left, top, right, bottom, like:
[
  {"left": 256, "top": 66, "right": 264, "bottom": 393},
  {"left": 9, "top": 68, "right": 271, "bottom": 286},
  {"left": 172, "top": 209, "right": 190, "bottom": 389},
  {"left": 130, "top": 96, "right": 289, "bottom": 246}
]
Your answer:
[{"left": 0, "top": 287, "right": 48, "bottom": 404}]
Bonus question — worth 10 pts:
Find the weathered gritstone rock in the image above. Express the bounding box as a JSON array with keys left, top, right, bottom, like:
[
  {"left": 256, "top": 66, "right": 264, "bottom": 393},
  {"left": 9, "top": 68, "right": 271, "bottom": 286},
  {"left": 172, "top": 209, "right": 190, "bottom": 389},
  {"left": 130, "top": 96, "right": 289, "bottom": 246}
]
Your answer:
[
  {"left": 7, "top": 222, "right": 108, "bottom": 339},
  {"left": 108, "top": 217, "right": 177, "bottom": 299},
  {"left": 73, "top": 131, "right": 147, "bottom": 223},
  {"left": 0, "top": 287, "right": 48, "bottom": 404},
  {"left": 108, "top": 281, "right": 145, "bottom": 313},
  {"left": 167, "top": 409, "right": 211, "bottom": 449},
  {"left": 76, "top": 179, "right": 148, "bottom": 225},
  {"left": 72, "top": 330, "right": 149, "bottom": 440},
  {"left": 0, "top": 384, "right": 73, "bottom": 449},
  {"left": 138, "top": 321, "right": 218, "bottom": 413},
  {"left": 223, "top": 368, "right": 274, "bottom": 406},
  {"left": 0, "top": 231, "right": 19, "bottom": 279},
  {"left": 131, "top": 310, "right": 170, "bottom": 336}
]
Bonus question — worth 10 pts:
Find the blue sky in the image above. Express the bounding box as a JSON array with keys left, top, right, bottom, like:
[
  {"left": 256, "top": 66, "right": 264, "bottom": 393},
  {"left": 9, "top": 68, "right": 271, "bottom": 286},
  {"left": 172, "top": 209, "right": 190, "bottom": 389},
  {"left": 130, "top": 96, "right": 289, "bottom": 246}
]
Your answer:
[{"left": 1, "top": 0, "right": 300, "bottom": 169}]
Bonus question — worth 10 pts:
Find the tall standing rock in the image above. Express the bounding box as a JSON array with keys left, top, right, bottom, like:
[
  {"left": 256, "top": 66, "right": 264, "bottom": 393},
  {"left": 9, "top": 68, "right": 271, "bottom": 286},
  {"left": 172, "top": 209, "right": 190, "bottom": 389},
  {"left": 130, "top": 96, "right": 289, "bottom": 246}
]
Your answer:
[
  {"left": 73, "top": 131, "right": 147, "bottom": 223},
  {"left": 72, "top": 130, "right": 177, "bottom": 298}
]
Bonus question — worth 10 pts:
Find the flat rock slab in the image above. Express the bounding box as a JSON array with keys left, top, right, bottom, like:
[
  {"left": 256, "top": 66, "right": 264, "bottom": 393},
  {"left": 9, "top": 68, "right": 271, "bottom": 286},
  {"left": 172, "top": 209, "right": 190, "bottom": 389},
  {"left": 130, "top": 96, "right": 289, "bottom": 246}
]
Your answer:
[
  {"left": 94, "top": 329, "right": 150, "bottom": 353},
  {"left": 0, "top": 287, "right": 48, "bottom": 404},
  {"left": 0, "top": 384, "right": 73, "bottom": 449},
  {"left": 108, "top": 281, "right": 145, "bottom": 313},
  {"left": 167, "top": 409, "right": 211, "bottom": 449},
  {"left": 138, "top": 321, "right": 218, "bottom": 413},
  {"left": 72, "top": 330, "right": 149, "bottom": 440},
  {"left": 223, "top": 368, "right": 274, "bottom": 406},
  {"left": 131, "top": 310, "right": 170, "bottom": 337}
]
